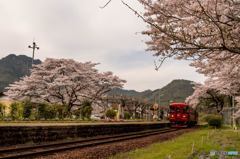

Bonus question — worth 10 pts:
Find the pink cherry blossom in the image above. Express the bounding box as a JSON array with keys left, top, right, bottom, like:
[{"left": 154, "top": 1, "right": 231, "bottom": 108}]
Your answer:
[{"left": 5, "top": 58, "right": 126, "bottom": 112}]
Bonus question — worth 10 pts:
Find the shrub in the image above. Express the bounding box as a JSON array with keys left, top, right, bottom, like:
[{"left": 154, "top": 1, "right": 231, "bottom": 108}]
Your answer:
[
  {"left": 55, "top": 104, "right": 68, "bottom": 119},
  {"left": 37, "top": 103, "right": 47, "bottom": 119},
  {"left": 38, "top": 103, "right": 60, "bottom": 119},
  {"left": 44, "top": 105, "right": 57, "bottom": 119},
  {"left": 0, "top": 103, "right": 6, "bottom": 119},
  {"left": 124, "top": 112, "right": 131, "bottom": 119},
  {"left": 72, "top": 109, "right": 81, "bottom": 119},
  {"left": 80, "top": 101, "right": 93, "bottom": 120},
  {"left": 29, "top": 107, "right": 38, "bottom": 120},
  {"left": 22, "top": 100, "right": 34, "bottom": 119},
  {"left": 205, "top": 114, "right": 222, "bottom": 128},
  {"left": 105, "top": 109, "right": 117, "bottom": 119},
  {"left": 10, "top": 102, "right": 23, "bottom": 120}
]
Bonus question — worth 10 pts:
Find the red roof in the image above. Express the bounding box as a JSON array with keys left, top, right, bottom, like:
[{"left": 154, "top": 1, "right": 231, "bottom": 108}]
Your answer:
[{"left": 169, "top": 102, "right": 188, "bottom": 107}]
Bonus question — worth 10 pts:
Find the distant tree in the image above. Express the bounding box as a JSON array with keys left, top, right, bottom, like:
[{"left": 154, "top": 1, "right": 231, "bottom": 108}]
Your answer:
[{"left": 5, "top": 58, "right": 126, "bottom": 116}]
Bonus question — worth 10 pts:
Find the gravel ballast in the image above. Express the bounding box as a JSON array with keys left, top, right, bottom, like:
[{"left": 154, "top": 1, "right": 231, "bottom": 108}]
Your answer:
[{"left": 36, "top": 128, "right": 195, "bottom": 159}]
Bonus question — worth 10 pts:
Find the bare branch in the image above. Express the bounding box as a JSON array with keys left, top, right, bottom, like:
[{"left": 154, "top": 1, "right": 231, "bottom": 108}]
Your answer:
[{"left": 100, "top": 0, "right": 112, "bottom": 9}]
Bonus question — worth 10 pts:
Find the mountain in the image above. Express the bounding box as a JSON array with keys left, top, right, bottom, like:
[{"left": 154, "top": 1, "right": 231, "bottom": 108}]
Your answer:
[
  {"left": 108, "top": 88, "right": 140, "bottom": 97},
  {"left": 108, "top": 79, "right": 195, "bottom": 106},
  {"left": 0, "top": 54, "right": 41, "bottom": 92}
]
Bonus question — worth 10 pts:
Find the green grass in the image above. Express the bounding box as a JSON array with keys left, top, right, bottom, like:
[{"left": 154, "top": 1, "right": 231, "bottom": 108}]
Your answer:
[{"left": 111, "top": 128, "right": 240, "bottom": 159}]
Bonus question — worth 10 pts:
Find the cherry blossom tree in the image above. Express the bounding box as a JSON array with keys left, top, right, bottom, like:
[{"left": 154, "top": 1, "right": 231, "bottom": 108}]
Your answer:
[
  {"left": 186, "top": 81, "right": 227, "bottom": 113},
  {"left": 135, "top": 0, "right": 240, "bottom": 69},
  {"left": 5, "top": 58, "right": 126, "bottom": 114},
  {"left": 102, "top": 0, "right": 239, "bottom": 68},
  {"left": 102, "top": 0, "right": 240, "bottom": 125},
  {"left": 135, "top": 0, "right": 240, "bottom": 123},
  {"left": 186, "top": 72, "right": 240, "bottom": 119},
  {"left": 191, "top": 59, "right": 240, "bottom": 105}
]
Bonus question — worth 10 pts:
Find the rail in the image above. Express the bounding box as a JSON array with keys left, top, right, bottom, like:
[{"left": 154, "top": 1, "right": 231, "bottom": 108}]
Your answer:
[{"left": 0, "top": 128, "right": 178, "bottom": 159}]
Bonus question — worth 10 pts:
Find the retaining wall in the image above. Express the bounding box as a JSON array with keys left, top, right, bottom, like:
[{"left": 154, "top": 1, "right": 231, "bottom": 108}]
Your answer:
[{"left": 0, "top": 122, "right": 170, "bottom": 146}]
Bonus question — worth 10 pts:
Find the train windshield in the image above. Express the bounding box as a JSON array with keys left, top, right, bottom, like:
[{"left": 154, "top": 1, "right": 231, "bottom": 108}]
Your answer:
[{"left": 170, "top": 106, "right": 189, "bottom": 113}]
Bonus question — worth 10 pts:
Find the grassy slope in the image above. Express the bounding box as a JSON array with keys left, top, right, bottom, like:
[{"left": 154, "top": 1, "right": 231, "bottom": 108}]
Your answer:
[{"left": 111, "top": 128, "right": 240, "bottom": 159}]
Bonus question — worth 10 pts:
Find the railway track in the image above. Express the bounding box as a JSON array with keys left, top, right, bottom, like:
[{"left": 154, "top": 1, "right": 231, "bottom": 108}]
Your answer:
[{"left": 0, "top": 127, "right": 178, "bottom": 159}]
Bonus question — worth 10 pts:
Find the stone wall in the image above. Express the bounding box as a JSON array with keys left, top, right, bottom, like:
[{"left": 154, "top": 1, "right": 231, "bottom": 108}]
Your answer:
[{"left": 0, "top": 122, "right": 170, "bottom": 146}]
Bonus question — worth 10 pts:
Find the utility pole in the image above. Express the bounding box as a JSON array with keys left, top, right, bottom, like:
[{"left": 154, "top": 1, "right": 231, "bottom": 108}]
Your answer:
[
  {"left": 159, "top": 93, "right": 161, "bottom": 118},
  {"left": 232, "top": 96, "right": 237, "bottom": 129},
  {"left": 158, "top": 93, "right": 164, "bottom": 119},
  {"left": 28, "top": 41, "right": 39, "bottom": 66}
]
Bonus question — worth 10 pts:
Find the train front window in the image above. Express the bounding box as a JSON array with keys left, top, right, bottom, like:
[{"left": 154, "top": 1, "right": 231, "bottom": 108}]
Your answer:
[
  {"left": 176, "top": 108, "right": 181, "bottom": 112},
  {"left": 170, "top": 107, "right": 181, "bottom": 113},
  {"left": 170, "top": 107, "right": 175, "bottom": 113}
]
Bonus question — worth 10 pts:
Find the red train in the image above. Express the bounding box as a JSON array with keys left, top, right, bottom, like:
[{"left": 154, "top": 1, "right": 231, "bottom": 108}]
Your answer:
[{"left": 168, "top": 102, "right": 198, "bottom": 127}]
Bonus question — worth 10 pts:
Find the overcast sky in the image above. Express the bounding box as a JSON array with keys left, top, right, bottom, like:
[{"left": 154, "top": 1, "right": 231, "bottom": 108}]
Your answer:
[{"left": 0, "top": 0, "right": 205, "bottom": 91}]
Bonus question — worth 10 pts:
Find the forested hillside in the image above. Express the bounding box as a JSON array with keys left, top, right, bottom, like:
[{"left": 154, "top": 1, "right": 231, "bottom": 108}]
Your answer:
[
  {"left": 0, "top": 54, "right": 41, "bottom": 92},
  {"left": 0, "top": 54, "right": 194, "bottom": 105},
  {"left": 109, "top": 79, "right": 195, "bottom": 106}
]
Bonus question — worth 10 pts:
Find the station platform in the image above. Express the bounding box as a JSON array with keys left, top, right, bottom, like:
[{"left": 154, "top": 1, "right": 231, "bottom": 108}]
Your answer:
[{"left": 0, "top": 121, "right": 170, "bottom": 146}]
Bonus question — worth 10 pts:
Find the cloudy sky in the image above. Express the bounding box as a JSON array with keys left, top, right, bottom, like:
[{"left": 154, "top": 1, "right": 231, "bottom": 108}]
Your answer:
[{"left": 0, "top": 0, "right": 205, "bottom": 91}]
